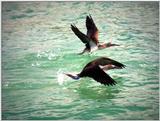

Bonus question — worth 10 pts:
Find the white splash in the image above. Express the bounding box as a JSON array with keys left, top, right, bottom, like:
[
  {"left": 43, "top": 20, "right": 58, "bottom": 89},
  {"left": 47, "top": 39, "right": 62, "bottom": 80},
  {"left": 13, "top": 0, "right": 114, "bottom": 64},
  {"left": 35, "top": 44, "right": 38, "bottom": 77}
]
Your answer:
[
  {"left": 57, "top": 70, "right": 79, "bottom": 85},
  {"left": 58, "top": 73, "right": 65, "bottom": 85},
  {"left": 57, "top": 69, "right": 65, "bottom": 85}
]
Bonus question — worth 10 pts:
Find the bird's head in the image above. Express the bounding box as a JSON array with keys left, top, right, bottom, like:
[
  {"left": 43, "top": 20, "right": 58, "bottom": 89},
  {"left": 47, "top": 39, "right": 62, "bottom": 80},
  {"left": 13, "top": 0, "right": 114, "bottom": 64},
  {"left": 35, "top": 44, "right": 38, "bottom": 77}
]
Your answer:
[{"left": 64, "top": 73, "right": 80, "bottom": 80}]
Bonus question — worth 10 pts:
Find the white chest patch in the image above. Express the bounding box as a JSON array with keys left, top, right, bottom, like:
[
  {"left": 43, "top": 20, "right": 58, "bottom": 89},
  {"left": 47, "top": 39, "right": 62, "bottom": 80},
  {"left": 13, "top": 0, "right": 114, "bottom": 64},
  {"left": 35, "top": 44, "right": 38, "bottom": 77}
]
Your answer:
[
  {"left": 89, "top": 41, "right": 98, "bottom": 52},
  {"left": 99, "top": 65, "right": 116, "bottom": 70}
]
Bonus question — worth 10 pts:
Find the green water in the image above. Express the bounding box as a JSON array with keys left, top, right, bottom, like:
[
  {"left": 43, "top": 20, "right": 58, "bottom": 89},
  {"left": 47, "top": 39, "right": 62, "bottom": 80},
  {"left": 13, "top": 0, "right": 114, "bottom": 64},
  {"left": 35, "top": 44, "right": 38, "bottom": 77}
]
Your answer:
[{"left": 2, "top": 2, "right": 159, "bottom": 120}]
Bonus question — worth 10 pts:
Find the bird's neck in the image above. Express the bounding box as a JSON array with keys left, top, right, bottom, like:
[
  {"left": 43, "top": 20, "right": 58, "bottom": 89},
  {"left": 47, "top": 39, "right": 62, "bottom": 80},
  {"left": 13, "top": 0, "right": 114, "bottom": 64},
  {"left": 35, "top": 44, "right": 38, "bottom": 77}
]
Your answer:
[{"left": 98, "top": 43, "right": 107, "bottom": 49}]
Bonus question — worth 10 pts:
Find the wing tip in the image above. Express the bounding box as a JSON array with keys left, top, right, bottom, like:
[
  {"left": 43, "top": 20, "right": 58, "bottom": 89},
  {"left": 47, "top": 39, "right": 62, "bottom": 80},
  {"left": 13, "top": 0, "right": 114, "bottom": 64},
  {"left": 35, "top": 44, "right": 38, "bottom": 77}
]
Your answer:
[
  {"left": 100, "top": 77, "right": 117, "bottom": 86},
  {"left": 89, "top": 14, "right": 92, "bottom": 18},
  {"left": 105, "top": 80, "right": 117, "bottom": 86},
  {"left": 86, "top": 14, "right": 93, "bottom": 20},
  {"left": 71, "top": 24, "right": 78, "bottom": 31},
  {"left": 120, "top": 64, "right": 126, "bottom": 69},
  {"left": 71, "top": 24, "right": 75, "bottom": 28}
]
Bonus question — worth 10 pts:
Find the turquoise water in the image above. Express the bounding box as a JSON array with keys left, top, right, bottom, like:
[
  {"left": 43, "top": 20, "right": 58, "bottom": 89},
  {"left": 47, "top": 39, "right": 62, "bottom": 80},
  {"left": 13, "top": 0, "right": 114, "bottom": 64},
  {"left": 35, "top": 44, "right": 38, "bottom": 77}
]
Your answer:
[{"left": 2, "top": 2, "right": 159, "bottom": 120}]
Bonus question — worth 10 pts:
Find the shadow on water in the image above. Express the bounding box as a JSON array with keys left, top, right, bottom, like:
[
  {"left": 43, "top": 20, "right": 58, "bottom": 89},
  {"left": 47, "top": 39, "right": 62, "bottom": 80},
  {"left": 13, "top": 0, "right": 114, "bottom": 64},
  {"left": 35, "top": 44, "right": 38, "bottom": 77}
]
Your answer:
[
  {"left": 76, "top": 85, "right": 120, "bottom": 100},
  {"left": 68, "top": 76, "right": 125, "bottom": 101}
]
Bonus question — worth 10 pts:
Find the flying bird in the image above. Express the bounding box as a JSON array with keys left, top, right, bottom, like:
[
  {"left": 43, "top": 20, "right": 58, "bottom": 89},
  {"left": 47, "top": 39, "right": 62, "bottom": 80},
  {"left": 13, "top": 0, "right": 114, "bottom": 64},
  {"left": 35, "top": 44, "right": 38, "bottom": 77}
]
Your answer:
[
  {"left": 71, "top": 15, "right": 119, "bottom": 54},
  {"left": 64, "top": 57, "right": 125, "bottom": 86}
]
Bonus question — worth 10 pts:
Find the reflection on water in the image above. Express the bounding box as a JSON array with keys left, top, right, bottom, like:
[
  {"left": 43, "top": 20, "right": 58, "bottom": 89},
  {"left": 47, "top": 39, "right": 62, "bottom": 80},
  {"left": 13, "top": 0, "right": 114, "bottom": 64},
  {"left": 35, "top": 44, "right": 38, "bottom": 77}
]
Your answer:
[{"left": 2, "top": 1, "right": 159, "bottom": 120}]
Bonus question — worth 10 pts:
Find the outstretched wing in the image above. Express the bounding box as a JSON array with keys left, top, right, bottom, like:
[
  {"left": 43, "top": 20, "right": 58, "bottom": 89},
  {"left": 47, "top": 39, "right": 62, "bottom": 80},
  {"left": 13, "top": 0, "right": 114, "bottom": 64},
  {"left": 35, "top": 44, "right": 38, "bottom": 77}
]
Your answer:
[
  {"left": 86, "top": 57, "right": 125, "bottom": 69},
  {"left": 80, "top": 65, "right": 117, "bottom": 86},
  {"left": 86, "top": 15, "right": 99, "bottom": 44},
  {"left": 71, "top": 24, "right": 90, "bottom": 44}
]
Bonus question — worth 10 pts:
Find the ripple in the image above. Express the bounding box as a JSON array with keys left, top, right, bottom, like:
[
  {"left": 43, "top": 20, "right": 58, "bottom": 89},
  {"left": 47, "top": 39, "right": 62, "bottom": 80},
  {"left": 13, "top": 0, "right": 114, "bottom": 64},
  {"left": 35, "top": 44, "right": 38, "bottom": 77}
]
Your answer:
[{"left": 2, "top": 1, "right": 159, "bottom": 120}]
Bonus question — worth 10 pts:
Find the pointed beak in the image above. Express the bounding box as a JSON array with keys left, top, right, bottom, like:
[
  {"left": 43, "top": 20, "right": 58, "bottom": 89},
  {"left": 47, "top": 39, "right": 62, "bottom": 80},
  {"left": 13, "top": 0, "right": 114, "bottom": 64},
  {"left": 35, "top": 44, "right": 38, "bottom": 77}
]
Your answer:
[
  {"left": 110, "top": 43, "right": 120, "bottom": 46},
  {"left": 63, "top": 73, "right": 79, "bottom": 80},
  {"left": 63, "top": 73, "right": 71, "bottom": 76},
  {"left": 63, "top": 73, "right": 74, "bottom": 78}
]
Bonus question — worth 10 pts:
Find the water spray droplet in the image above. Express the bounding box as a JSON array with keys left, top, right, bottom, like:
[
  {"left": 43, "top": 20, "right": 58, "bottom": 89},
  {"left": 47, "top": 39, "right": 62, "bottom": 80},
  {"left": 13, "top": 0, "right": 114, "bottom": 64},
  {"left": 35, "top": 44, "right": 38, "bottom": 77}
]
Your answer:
[
  {"left": 58, "top": 73, "right": 64, "bottom": 85},
  {"left": 57, "top": 69, "right": 65, "bottom": 85}
]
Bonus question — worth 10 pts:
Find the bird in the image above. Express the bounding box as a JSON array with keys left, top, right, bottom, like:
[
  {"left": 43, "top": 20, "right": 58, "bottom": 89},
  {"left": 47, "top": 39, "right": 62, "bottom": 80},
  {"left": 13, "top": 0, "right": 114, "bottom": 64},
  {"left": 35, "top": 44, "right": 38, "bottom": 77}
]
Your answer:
[
  {"left": 71, "top": 15, "right": 119, "bottom": 54},
  {"left": 64, "top": 57, "right": 125, "bottom": 86}
]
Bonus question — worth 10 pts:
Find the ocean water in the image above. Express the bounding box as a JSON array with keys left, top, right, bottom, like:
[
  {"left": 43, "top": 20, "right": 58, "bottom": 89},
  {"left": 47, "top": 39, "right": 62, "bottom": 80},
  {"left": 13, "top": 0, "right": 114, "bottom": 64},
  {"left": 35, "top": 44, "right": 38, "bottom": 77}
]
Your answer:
[{"left": 2, "top": 2, "right": 159, "bottom": 120}]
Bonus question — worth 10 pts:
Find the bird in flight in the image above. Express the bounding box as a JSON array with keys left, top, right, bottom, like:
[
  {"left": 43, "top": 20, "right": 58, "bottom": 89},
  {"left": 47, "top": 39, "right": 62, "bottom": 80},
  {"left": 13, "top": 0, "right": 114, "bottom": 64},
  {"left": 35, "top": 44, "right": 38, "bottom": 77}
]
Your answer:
[
  {"left": 64, "top": 57, "right": 125, "bottom": 86},
  {"left": 71, "top": 15, "right": 119, "bottom": 54}
]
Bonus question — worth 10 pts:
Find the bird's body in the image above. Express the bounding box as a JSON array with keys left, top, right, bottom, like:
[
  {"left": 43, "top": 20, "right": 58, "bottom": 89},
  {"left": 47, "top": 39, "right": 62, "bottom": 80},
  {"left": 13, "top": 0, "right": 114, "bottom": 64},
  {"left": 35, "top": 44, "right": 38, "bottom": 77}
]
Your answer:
[
  {"left": 71, "top": 15, "right": 119, "bottom": 54},
  {"left": 65, "top": 57, "right": 125, "bottom": 86}
]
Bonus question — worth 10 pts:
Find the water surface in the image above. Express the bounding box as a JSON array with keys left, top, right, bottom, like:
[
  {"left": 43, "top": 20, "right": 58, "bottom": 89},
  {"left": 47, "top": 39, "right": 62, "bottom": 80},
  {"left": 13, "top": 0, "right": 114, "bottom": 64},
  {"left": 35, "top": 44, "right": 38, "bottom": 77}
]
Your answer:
[{"left": 2, "top": 2, "right": 159, "bottom": 120}]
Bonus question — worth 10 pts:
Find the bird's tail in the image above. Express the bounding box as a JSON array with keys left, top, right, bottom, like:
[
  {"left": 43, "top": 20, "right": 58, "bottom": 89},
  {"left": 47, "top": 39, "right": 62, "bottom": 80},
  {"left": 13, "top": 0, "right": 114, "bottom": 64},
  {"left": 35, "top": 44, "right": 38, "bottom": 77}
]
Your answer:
[{"left": 64, "top": 73, "right": 80, "bottom": 80}]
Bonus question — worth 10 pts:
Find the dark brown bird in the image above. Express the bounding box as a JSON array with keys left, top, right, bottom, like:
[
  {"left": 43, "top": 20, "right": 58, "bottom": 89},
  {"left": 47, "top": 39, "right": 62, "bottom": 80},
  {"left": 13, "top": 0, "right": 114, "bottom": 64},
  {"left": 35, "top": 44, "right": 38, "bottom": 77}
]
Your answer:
[
  {"left": 71, "top": 15, "right": 119, "bottom": 54},
  {"left": 64, "top": 57, "right": 125, "bottom": 86}
]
